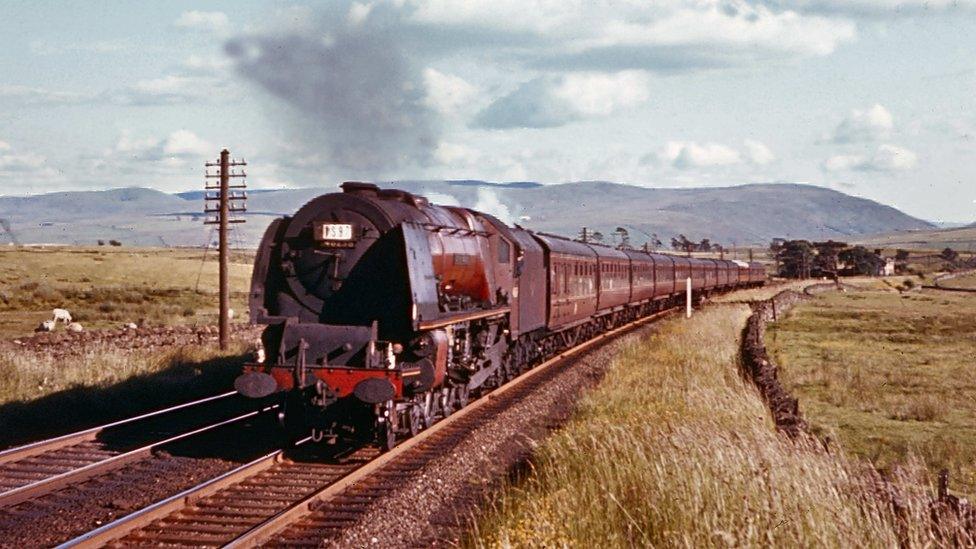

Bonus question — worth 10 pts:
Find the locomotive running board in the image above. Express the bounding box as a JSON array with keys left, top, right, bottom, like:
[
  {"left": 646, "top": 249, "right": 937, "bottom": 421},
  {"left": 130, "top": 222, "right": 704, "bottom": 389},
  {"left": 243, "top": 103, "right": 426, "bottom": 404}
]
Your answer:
[{"left": 418, "top": 306, "right": 511, "bottom": 330}]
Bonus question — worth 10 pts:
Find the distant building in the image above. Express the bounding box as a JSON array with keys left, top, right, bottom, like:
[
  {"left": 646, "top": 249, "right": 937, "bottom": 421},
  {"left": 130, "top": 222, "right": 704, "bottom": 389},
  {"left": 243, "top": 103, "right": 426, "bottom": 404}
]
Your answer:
[{"left": 881, "top": 257, "right": 896, "bottom": 276}]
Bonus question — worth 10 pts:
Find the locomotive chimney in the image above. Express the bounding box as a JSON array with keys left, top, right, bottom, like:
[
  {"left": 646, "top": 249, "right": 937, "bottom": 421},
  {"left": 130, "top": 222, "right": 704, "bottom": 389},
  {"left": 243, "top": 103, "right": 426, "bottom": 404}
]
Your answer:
[{"left": 341, "top": 181, "right": 379, "bottom": 196}]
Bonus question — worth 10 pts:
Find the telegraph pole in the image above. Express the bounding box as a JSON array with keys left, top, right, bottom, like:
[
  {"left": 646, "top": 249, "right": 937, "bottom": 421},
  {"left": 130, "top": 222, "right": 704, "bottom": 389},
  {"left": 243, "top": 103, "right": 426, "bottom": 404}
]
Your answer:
[{"left": 204, "top": 150, "right": 247, "bottom": 350}]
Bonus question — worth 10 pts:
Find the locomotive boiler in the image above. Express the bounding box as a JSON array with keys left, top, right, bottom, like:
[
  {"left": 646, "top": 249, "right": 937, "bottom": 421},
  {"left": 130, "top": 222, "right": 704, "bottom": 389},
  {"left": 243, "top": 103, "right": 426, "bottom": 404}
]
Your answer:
[{"left": 236, "top": 182, "right": 766, "bottom": 449}]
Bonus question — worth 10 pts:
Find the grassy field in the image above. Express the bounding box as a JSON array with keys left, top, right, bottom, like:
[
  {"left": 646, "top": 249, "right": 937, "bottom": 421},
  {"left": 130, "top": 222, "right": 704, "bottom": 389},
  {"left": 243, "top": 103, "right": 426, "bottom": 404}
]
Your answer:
[
  {"left": 473, "top": 305, "right": 963, "bottom": 547},
  {"left": 768, "top": 288, "right": 976, "bottom": 497},
  {"left": 938, "top": 271, "right": 976, "bottom": 289},
  {"left": 0, "top": 246, "right": 253, "bottom": 338},
  {"left": 857, "top": 226, "right": 976, "bottom": 251},
  {"left": 0, "top": 341, "right": 254, "bottom": 446}
]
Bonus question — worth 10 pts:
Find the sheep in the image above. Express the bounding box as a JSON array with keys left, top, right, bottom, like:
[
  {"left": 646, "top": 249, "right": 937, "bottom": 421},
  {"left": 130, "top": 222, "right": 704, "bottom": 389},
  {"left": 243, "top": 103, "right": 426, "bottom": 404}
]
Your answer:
[
  {"left": 227, "top": 308, "right": 235, "bottom": 320},
  {"left": 52, "top": 308, "right": 72, "bottom": 324},
  {"left": 67, "top": 322, "right": 84, "bottom": 333},
  {"left": 35, "top": 319, "right": 56, "bottom": 332},
  {"left": 122, "top": 322, "right": 138, "bottom": 330}
]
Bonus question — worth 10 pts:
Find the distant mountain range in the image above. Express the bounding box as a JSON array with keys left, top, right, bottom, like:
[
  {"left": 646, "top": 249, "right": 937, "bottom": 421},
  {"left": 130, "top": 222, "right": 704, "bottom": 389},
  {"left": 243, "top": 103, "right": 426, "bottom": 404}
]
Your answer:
[{"left": 0, "top": 181, "right": 934, "bottom": 248}]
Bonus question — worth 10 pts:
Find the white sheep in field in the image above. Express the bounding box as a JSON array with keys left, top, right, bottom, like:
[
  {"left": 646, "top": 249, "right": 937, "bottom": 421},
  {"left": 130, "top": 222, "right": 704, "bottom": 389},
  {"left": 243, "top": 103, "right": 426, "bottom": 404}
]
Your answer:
[
  {"left": 35, "top": 319, "right": 56, "bottom": 332},
  {"left": 67, "top": 322, "right": 84, "bottom": 333},
  {"left": 52, "top": 308, "right": 72, "bottom": 324}
]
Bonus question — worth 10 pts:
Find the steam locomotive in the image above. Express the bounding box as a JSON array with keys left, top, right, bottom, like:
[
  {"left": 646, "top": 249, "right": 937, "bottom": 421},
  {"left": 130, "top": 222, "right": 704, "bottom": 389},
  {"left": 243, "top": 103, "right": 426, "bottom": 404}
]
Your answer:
[{"left": 235, "top": 182, "right": 765, "bottom": 449}]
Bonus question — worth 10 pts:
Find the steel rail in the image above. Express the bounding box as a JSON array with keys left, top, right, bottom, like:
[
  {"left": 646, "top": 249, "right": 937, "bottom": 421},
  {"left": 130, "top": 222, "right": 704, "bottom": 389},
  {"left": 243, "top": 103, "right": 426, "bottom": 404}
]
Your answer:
[
  {"left": 226, "top": 306, "right": 676, "bottom": 548},
  {"left": 55, "top": 445, "right": 300, "bottom": 549},
  {"left": 0, "top": 403, "right": 278, "bottom": 509},
  {"left": 57, "top": 307, "right": 675, "bottom": 548},
  {"left": 0, "top": 391, "right": 238, "bottom": 466}
]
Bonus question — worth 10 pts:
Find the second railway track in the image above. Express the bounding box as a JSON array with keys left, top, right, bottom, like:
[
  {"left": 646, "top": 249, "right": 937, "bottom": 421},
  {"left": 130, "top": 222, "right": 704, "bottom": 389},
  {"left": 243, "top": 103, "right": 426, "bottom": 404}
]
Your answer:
[
  {"left": 60, "top": 308, "right": 675, "bottom": 548},
  {"left": 0, "top": 391, "right": 272, "bottom": 509}
]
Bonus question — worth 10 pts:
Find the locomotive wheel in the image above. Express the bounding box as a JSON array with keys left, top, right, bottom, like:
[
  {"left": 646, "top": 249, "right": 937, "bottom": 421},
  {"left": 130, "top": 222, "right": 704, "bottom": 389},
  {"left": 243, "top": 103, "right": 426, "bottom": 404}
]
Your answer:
[
  {"left": 439, "top": 388, "right": 453, "bottom": 418},
  {"left": 454, "top": 385, "right": 470, "bottom": 410},
  {"left": 379, "top": 422, "right": 396, "bottom": 451},
  {"left": 408, "top": 404, "right": 423, "bottom": 437},
  {"left": 422, "top": 393, "right": 435, "bottom": 428}
]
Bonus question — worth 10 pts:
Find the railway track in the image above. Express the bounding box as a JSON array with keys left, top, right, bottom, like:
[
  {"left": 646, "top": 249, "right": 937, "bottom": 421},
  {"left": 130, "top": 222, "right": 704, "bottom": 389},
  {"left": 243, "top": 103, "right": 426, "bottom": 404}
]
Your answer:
[
  {"left": 60, "top": 308, "right": 675, "bottom": 548},
  {"left": 0, "top": 391, "right": 270, "bottom": 509}
]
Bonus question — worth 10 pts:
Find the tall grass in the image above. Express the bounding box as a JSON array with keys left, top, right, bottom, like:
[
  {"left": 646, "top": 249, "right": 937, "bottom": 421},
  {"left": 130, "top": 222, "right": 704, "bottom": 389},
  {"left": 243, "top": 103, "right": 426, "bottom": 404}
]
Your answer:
[
  {"left": 472, "top": 306, "right": 965, "bottom": 547},
  {"left": 0, "top": 343, "right": 248, "bottom": 405},
  {"left": 0, "top": 343, "right": 253, "bottom": 446}
]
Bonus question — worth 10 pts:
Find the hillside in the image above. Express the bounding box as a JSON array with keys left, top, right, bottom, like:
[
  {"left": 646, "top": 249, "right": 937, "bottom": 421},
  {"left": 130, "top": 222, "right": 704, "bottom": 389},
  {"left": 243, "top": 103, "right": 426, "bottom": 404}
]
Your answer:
[
  {"left": 0, "top": 181, "right": 933, "bottom": 248},
  {"left": 856, "top": 226, "right": 976, "bottom": 251}
]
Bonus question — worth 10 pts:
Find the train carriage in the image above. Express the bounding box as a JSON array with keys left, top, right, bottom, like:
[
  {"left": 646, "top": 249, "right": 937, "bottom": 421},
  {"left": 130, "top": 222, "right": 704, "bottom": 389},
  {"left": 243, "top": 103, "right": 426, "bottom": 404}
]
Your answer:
[
  {"left": 533, "top": 234, "right": 598, "bottom": 329},
  {"left": 688, "top": 258, "right": 708, "bottom": 290},
  {"left": 623, "top": 249, "right": 656, "bottom": 303},
  {"left": 702, "top": 259, "right": 718, "bottom": 289},
  {"left": 592, "top": 245, "right": 631, "bottom": 312},
  {"left": 673, "top": 256, "right": 692, "bottom": 290}
]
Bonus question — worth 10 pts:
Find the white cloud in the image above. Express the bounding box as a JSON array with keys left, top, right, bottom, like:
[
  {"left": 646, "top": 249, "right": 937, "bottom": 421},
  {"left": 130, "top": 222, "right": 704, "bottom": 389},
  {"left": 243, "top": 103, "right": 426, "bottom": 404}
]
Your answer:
[
  {"left": 759, "top": 0, "right": 976, "bottom": 17},
  {"left": 0, "top": 84, "right": 93, "bottom": 106},
  {"left": 744, "top": 139, "right": 775, "bottom": 165},
  {"left": 162, "top": 130, "right": 214, "bottom": 157},
  {"left": 182, "top": 54, "right": 233, "bottom": 74},
  {"left": 554, "top": 72, "right": 650, "bottom": 116},
  {"left": 0, "top": 72, "right": 233, "bottom": 108},
  {"left": 107, "top": 130, "right": 214, "bottom": 163},
  {"left": 347, "top": 2, "right": 375, "bottom": 25},
  {"left": 832, "top": 104, "right": 894, "bottom": 143},
  {"left": 475, "top": 71, "right": 649, "bottom": 129},
  {"left": 824, "top": 143, "right": 917, "bottom": 172},
  {"left": 423, "top": 68, "right": 478, "bottom": 115},
  {"left": 28, "top": 39, "right": 132, "bottom": 56},
  {"left": 0, "top": 151, "right": 46, "bottom": 171},
  {"left": 407, "top": 0, "right": 856, "bottom": 69},
  {"left": 0, "top": 140, "right": 61, "bottom": 184},
  {"left": 434, "top": 142, "right": 482, "bottom": 166},
  {"left": 109, "top": 74, "right": 233, "bottom": 106},
  {"left": 661, "top": 141, "right": 743, "bottom": 169},
  {"left": 175, "top": 11, "right": 229, "bottom": 32}
]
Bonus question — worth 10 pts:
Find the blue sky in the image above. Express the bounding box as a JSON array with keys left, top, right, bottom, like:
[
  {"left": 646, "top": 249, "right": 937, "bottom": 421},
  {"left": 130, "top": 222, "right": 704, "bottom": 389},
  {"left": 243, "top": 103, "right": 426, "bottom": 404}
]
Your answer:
[{"left": 0, "top": 1, "right": 974, "bottom": 222}]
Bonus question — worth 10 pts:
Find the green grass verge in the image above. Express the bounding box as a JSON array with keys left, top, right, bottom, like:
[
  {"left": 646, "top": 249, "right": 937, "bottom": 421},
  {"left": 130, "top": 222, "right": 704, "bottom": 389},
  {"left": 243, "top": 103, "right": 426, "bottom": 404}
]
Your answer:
[{"left": 472, "top": 306, "right": 957, "bottom": 547}]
